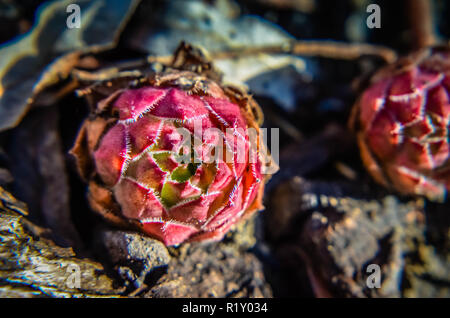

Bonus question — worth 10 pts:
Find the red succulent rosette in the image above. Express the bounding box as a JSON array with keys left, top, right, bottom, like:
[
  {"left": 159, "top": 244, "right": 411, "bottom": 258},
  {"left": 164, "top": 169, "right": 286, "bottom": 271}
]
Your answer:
[
  {"left": 352, "top": 46, "right": 450, "bottom": 201},
  {"left": 71, "top": 67, "right": 276, "bottom": 245}
]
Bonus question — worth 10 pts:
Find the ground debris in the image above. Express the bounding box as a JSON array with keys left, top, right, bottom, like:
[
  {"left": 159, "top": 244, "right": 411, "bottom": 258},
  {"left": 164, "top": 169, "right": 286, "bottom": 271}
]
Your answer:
[
  {"left": 95, "top": 228, "right": 171, "bottom": 293},
  {"left": 145, "top": 217, "right": 272, "bottom": 298},
  {"left": 267, "top": 177, "right": 450, "bottom": 297},
  {"left": 0, "top": 187, "right": 122, "bottom": 298}
]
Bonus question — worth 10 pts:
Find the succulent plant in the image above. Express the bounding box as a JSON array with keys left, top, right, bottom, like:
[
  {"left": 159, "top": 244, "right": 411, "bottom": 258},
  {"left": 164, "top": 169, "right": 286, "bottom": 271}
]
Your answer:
[
  {"left": 351, "top": 46, "right": 450, "bottom": 201},
  {"left": 70, "top": 66, "right": 276, "bottom": 245}
]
